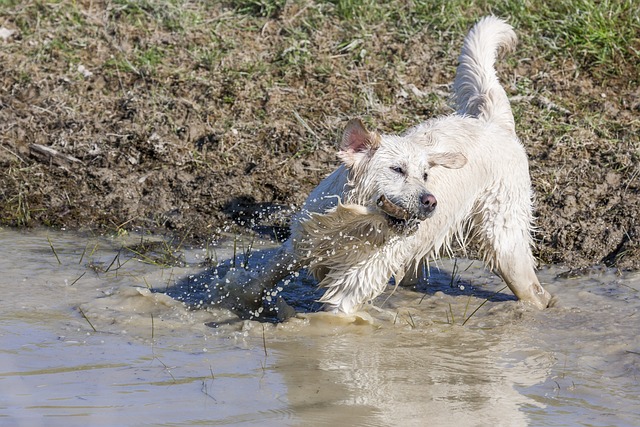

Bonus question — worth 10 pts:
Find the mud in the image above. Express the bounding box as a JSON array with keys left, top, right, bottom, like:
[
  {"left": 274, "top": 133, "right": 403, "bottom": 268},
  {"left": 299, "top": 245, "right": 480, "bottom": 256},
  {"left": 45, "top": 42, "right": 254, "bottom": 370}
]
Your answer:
[{"left": 0, "top": 2, "right": 638, "bottom": 270}]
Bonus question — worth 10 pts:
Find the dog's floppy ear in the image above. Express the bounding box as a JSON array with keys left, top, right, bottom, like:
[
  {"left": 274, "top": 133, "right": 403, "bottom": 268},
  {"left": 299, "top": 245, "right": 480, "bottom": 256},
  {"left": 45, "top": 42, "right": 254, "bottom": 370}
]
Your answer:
[
  {"left": 338, "top": 119, "right": 380, "bottom": 167},
  {"left": 429, "top": 152, "right": 467, "bottom": 169}
]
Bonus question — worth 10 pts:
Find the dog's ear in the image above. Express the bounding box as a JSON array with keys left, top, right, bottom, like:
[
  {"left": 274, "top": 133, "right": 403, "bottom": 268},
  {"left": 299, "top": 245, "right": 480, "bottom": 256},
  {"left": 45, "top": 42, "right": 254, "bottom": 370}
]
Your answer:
[
  {"left": 338, "top": 119, "right": 380, "bottom": 167},
  {"left": 429, "top": 152, "right": 467, "bottom": 169}
]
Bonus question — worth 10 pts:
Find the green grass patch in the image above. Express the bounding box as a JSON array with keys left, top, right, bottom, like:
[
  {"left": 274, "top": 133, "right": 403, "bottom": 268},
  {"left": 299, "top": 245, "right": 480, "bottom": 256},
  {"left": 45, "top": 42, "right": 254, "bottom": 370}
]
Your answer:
[
  {"left": 490, "top": 0, "right": 640, "bottom": 74},
  {"left": 109, "top": 0, "right": 201, "bottom": 32},
  {"left": 234, "top": 0, "right": 287, "bottom": 18}
]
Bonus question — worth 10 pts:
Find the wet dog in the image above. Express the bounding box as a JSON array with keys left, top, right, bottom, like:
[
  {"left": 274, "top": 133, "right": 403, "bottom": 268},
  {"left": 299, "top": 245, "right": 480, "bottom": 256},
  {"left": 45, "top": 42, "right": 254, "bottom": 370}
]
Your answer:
[{"left": 220, "top": 16, "right": 552, "bottom": 317}]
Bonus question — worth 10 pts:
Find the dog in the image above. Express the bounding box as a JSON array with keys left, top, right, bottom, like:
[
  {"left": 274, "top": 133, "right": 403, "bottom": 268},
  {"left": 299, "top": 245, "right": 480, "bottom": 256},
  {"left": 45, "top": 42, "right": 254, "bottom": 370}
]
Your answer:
[{"left": 218, "top": 16, "right": 552, "bottom": 317}]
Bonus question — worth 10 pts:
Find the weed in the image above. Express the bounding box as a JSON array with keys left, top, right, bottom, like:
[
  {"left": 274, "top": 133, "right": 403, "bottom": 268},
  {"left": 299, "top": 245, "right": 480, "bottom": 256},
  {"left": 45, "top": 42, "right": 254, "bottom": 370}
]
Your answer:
[
  {"left": 548, "top": 0, "right": 639, "bottom": 69},
  {"left": 125, "top": 237, "right": 187, "bottom": 268},
  {"left": 9, "top": 192, "right": 31, "bottom": 227},
  {"left": 279, "top": 39, "right": 311, "bottom": 67}
]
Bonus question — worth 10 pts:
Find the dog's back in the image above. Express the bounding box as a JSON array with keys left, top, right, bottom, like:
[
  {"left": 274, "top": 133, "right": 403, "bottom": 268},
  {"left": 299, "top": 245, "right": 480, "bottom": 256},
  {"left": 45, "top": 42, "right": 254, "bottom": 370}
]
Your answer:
[{"left": 452, "top": 16, "right": 516, "bottom": 132}]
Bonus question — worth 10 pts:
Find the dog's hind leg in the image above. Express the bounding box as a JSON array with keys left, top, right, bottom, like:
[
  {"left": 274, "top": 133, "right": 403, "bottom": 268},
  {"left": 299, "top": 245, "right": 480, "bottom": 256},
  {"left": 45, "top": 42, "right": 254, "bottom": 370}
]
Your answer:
[
  {"left": 474, "top": 186, "right": 552, "bottom": 309},
  {"left": 493, "top": 244, "right": 552, "bottom": 309}
]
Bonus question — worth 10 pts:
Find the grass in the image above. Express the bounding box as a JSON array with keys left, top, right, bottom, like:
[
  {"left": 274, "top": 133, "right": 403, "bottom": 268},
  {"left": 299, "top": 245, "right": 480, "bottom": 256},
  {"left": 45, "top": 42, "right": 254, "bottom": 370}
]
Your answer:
[
  {"left": 295, "top": 1, "right": 634, "bottom": 69},
  {"left": 234, "top": 0, "right": 287, "bottom": 18},
  {"left": 125, "top": 237, "right": 188, "bottom": 268},
  {"left": 230, "top": 0, "right": 639, "bottom": 76}
]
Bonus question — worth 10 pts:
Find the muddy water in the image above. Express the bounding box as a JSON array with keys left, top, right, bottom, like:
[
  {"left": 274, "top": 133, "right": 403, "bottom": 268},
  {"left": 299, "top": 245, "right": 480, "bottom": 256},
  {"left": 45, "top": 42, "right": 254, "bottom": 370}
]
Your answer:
[{"left": 1, "top": 228, "right": 638, "bottom": 427}]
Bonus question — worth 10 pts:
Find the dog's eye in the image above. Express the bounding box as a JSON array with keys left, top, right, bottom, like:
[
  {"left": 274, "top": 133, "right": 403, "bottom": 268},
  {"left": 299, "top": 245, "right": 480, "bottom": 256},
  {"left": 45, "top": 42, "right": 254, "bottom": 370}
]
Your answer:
[
  {"left": 390, "top": 166, "right": 405, "bottom": 175},
  {"left": 423, "top": 172, "right": 429, "bottom": 181}
]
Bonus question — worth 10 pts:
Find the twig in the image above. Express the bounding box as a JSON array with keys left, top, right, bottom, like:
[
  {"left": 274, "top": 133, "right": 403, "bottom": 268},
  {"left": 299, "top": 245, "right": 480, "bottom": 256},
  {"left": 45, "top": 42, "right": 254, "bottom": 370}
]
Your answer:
[
  {"left": 47, "top": 235, "right": 61, "bottom": 265},
  {"left": 201, "top": 381, "right": 217, "bottom": 401},
  {"left": 154, "top": 356, "right": 176, "bottom": 382},
  {"left": 201, "top": 366, "right": 217, "bottom": 401},
  {"left": 0, "top": 144, "right": 26, "bottom": 163},
  {"left": 261, "top": 324, "right": 268, "bottom": 358},
  {"left": 462, "top": 295, "right": 471, "bottom": 320},
  {"left": 406, "top": 310, "right": 416, "bottom": 329},
  {"left": 232, "top": 236, "right": 237, "bottom": 269},
  {"left": 104, "top": 247, "right": 122, "bottom": 272},
  {"left": 29, "top": 143, "right": 83, "bottom": 167},
  {"left": 293, "top": 110, "right": 320, "bottom": 141},
  {"left": 79, "top": 242, "right": 89, "bottom": 265},
  {"left": 462, "top": 285, "right": 508, "bottom": 326},
  {"left": 78, "top": 307, "right": 97, "bottom": 332},
  {"left": 69, "top": 272, "right": 86, "bottom": 286},
  {"left": 449, "top": 259, "right": 459, "bottom": 288},
  {"left": 448, "top": 302, "right": 455, "bottom": 324}
]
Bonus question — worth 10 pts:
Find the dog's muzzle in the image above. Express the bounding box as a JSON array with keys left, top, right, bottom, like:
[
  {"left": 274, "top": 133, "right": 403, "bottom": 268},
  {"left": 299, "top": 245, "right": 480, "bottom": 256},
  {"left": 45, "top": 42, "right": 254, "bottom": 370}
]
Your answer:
[{"left": 377, "top": 193, "right": 437, "bottom": 232}]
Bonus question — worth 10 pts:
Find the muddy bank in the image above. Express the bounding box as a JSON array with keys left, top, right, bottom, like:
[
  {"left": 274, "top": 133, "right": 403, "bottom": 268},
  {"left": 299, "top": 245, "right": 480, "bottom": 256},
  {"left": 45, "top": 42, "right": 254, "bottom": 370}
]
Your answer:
[{"left": 0, "top": 2, "right": 638, "bottom": 269}]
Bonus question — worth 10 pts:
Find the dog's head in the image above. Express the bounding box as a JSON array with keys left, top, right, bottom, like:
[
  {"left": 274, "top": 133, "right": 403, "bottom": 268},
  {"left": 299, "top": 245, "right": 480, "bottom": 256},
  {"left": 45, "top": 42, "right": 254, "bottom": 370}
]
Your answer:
[{"left": 338, "top": 119, "right": 467, "bottom": 230}]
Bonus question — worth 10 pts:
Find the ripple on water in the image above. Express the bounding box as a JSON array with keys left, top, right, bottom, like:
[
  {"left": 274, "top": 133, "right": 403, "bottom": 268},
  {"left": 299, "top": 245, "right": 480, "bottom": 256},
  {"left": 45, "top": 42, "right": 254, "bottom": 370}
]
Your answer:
[{"left": 0, "top": 228, "right": 638, "bottom": 426}]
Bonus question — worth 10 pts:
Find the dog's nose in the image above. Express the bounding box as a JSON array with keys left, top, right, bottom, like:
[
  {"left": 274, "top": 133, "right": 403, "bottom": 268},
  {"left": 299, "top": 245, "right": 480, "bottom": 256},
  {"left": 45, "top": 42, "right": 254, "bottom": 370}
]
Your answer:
[{"left": 420, "top": 192, "right": 437, "bottom": 213}]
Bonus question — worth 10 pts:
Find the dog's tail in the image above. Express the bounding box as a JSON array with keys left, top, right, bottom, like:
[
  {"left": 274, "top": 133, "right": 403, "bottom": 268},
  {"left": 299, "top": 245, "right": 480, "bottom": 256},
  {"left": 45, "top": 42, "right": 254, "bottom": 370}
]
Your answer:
[{"left": 452, "top": 16, "right": 516, "bottom": 131}]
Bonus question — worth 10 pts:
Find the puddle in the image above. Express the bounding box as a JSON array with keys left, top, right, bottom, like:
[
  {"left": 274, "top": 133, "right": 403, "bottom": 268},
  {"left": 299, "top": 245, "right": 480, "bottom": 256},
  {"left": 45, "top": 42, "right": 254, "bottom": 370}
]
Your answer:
[{"left": 1, "top": 228, "right": 639, "bottom": 426}]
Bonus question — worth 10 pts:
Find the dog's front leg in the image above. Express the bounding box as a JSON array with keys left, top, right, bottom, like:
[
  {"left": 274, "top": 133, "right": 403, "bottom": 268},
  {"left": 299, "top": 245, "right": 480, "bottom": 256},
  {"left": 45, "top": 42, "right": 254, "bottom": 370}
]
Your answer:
[{"left": 315, "top": 239, "right": 412, "bottom": 314}]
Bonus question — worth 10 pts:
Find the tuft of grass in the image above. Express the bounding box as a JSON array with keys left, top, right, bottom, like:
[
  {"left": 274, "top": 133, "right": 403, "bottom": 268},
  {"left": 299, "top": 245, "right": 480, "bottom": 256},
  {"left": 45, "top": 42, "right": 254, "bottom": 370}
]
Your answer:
[
  {"left": 329, "top": 0, "right": 391, "bottom": 23},
  {"left": 322, "top": 0, "right": 640, "bottom": 75},
  {"left": 393, "top": 310, "right": 417, "bottom": 329},
  {"left": 234, "top": 0, "right": 286, "bottom": 18},
  {"left": 490, "top": 0, "right": 640, "bottom": 74},
  {"left": 125, "top": 237, "right": 187, "bottom": 268},
  {"left": 10, "top": 191, "right": 31, "bottom": 227},
  {"left": 230, "top": 235, "right": 255, "bottom": 270}
]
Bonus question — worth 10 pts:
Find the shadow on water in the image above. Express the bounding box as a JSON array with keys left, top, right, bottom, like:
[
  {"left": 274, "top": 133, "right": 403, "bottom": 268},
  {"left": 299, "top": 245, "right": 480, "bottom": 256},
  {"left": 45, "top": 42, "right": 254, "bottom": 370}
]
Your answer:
[
  {"left": 161, "top": 240, "right": 516, "bottom": 322},
  {"left": 409, "top": 262, "right": 518, "bottom": 303},
  {"left": 161, "top": 246, "right": 325, "bottom": 321}
]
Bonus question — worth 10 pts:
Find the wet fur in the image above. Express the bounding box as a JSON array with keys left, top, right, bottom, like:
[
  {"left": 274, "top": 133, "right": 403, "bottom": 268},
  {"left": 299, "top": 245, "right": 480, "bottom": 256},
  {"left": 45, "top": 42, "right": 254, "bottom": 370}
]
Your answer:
[{"left": 221, "top": 16, "right": 552, "bottom": 316}]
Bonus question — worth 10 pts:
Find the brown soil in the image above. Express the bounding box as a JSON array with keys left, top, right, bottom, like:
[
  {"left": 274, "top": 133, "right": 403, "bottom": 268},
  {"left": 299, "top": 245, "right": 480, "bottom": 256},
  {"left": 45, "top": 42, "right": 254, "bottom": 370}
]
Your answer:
[{"left": 1, "top": 2, "right": 638, "bottom": 270}]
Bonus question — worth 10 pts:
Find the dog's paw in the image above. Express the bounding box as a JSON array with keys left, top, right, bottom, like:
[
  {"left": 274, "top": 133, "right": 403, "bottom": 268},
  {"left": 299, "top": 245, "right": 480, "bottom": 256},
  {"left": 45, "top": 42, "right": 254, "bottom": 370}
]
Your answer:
[
  {"left": 209, "top": 269, "right": 265, "bottom": 317},
  {"left": 298, "top": 310, "right": 375, "bottom": 326},
  {"left": 275, "top": 296, "right": 296, "bottom": 321}
]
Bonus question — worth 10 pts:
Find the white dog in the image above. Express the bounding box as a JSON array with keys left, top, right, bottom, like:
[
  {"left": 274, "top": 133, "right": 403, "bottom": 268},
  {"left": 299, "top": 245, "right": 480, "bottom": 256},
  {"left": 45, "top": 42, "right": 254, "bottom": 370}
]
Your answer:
[{"left": 220, "top": 16, "right": 552, "bottom": 317}]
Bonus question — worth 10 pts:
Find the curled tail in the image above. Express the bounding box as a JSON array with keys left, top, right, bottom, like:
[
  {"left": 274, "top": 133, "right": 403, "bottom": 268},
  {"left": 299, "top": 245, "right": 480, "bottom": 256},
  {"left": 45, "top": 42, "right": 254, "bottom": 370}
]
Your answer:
[{"left": 452, "top": 16, "right": 517, "bottom": 131}]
